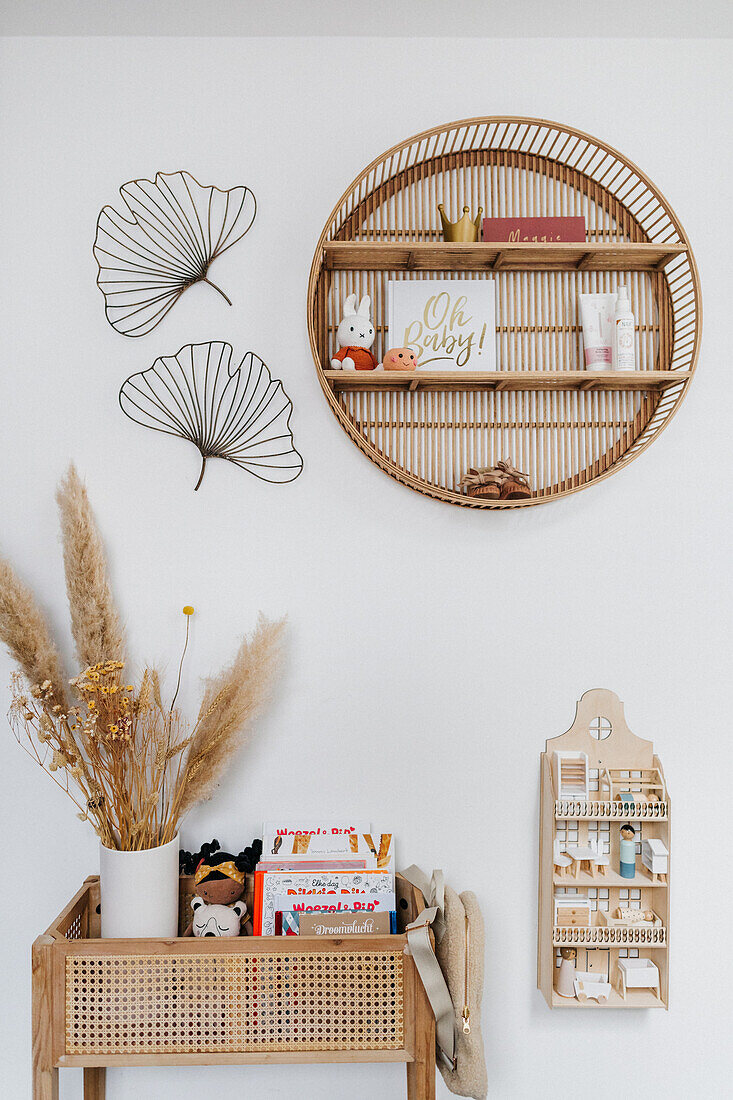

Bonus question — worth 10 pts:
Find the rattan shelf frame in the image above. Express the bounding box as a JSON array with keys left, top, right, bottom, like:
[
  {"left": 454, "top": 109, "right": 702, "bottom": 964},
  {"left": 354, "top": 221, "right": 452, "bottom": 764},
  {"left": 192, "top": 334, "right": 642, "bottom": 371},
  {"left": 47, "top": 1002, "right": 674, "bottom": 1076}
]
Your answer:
[
  {"left": 32, "top": 874, "right": 436, "bottom": 1099},
  {"left": 307, "top": 116, "right": 701, "bottom": 508}
]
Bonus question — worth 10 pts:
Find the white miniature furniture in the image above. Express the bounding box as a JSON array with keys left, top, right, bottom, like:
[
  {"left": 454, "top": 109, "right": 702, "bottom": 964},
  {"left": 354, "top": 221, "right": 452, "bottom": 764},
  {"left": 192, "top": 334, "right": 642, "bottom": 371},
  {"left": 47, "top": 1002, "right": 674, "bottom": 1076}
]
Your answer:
[
  {"left": 617, "top": 957, "right": 660, "bottom": 1000},
  {"left": 574, "top": 972, "right": 611, "bottom": 1003},
  {"left": 565, "top": 844, "right": 596, "bottom": 878},
  {"left": 553, "top": 751, "right": 590, "bottom": 801},
  {"left": 554, "top": 894, "right": 592, "bottom": 928},
  {"left": 553, "top": 838, "right": 572, "bottom": 878},
  {"left": 590, "top": 837, "right": 609, "bottom": 876},
  {"left": 641, "top": 838, "right": 668, "bottom": 882}
]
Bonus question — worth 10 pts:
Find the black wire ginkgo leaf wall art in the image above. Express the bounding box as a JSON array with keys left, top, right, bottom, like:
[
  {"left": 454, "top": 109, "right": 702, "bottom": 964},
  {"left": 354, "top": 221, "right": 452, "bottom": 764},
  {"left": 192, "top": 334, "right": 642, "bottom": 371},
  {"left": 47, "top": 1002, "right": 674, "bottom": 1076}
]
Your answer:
[
  {"left": 94, "top": 171, "right": 256, "bottom": 337},
  {"left": 119, "top": 342, "right": 303, "bottom": 490}
]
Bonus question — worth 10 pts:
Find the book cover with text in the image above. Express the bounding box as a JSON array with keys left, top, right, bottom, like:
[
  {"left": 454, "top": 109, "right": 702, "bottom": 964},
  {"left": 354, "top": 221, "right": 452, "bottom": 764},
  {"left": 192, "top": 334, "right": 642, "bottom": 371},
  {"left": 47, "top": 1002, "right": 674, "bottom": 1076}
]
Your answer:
[
  {"left": 259, "top": 870, "right": 394, "bottom": 935},
  {"left": 388, "top": 279, "right": 496, "bottom": 371}
]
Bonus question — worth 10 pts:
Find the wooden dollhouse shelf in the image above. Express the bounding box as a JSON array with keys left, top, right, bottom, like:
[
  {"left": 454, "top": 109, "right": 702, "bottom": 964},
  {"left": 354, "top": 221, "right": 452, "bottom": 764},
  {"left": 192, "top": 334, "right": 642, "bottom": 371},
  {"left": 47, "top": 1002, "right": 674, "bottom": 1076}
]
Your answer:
[
  {"left": 539, "top": 690, "right": 671, "bottom": 1010},
  {"left": 554, "top": 799, "right": 668, "bottom": 820},
  {"left": 326, "top": 370, "right": 690, "bottom": 393},
  {"left": 323, "top": 240, "right": 687, "bottom": 272}
]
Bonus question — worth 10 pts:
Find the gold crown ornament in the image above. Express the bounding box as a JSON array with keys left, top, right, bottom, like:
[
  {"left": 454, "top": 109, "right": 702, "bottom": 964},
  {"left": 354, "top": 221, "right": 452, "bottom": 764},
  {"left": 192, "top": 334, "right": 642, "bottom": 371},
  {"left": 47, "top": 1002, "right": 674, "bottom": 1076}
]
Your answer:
[{"left": 437, "top": 203, "right": 483, "bottom": 243}]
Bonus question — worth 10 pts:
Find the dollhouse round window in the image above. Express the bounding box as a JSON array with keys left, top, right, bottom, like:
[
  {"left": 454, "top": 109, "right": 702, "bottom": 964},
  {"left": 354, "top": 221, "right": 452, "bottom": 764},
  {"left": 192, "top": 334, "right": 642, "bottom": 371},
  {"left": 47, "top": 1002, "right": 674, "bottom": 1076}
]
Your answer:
[
  {"left": 589, "top": 717, "right": 612, "bottom": 740},
  {"left": 307, "top": 116, "right": 701, "bottom": 508}
]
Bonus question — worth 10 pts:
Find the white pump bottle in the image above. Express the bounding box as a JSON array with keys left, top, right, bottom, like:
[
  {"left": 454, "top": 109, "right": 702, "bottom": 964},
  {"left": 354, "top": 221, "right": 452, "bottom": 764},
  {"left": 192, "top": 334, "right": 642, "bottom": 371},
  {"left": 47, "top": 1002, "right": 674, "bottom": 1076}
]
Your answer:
[{"left": 612, "top": 285, "right": 636, "bottom": 371}]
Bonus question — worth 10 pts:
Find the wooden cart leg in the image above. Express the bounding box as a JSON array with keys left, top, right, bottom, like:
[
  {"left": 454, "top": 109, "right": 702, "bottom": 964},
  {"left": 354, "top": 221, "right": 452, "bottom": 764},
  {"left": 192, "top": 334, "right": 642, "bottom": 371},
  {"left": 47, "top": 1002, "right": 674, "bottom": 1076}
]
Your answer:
[
  {"left": 32, "top": 1066, "right": 58, "bottom": 1100},
  {"left": 406, "top": 970, "right": 436, "bottom": 1100},
  {"left": 84, "top": 1067, "right": 106, "bottom": 1098},
  {"left": 32, "top": 936, "right": 59, "bottom": 1100}
]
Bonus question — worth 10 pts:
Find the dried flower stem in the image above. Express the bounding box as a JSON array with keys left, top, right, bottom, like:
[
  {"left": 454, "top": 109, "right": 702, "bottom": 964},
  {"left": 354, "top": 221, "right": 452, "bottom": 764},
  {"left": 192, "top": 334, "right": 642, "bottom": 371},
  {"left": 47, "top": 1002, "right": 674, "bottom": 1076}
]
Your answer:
[
  {"left": 56, "top": 464, "right": 125, "bottom": 669},
  {"left": 9, "top": 624, "right": 283, "bottom": 851},
  {"left": 3, "top": 467, "right": 285, "bottom": 851},
  {"left": 0, "top": 559, "right": 69, "bottom": 709}
]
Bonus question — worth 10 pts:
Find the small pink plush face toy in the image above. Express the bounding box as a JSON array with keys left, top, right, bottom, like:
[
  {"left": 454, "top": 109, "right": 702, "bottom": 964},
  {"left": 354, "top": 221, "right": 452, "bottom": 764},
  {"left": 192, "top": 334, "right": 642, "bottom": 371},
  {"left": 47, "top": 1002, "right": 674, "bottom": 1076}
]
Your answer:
[{"left": 382, "top": 347, "right": 418, "bottom": 371}]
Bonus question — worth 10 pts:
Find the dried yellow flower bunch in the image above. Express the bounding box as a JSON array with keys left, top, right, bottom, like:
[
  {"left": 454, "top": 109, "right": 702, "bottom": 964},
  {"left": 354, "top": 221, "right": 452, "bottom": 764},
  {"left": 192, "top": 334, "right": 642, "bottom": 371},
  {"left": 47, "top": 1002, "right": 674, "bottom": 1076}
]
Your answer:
[
  {"left": 10, "top": 662, "right": 194, "bottom": 850},
  {"left": 1, "top": 465, "right": 285, "bottom": 851}
]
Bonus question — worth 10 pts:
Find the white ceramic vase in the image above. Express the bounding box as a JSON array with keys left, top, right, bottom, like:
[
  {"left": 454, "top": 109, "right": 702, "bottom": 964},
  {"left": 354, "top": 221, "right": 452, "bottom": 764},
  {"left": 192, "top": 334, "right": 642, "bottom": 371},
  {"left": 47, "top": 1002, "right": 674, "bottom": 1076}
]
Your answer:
[{"left": 99, "top": 834, "right": 179, "bottom": 938}]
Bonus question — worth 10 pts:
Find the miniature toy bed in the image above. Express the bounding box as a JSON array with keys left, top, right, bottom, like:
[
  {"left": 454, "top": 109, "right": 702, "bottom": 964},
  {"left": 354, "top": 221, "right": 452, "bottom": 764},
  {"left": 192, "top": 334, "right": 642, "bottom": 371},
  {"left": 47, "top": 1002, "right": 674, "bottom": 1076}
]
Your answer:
[
  {"left": 600, "top": 907, "right": 662, "bottom": 930},
  {"left": 601, "top": 767, "right": 666, "bottom": 806}
]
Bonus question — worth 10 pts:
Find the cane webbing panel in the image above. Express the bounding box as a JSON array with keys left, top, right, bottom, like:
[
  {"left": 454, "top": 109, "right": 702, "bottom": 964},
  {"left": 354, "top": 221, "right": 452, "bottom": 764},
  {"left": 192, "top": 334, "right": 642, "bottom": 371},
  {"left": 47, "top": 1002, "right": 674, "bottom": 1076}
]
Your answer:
[{"left": 66, "top": 950, "right": 404, "bottom": 1055}]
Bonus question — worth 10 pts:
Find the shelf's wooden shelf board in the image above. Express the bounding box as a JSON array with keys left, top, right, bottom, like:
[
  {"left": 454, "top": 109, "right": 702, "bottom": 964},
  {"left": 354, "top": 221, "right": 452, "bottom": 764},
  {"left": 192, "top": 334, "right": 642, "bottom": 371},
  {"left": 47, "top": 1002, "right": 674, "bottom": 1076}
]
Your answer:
[
  {"left": 553, "top": 868, "right": 668, "bottom": 889},
  {"left": 325, "top": 370, "right": 691, "bottom": 393},
  {"left": 323, "top": 240, "right": 687, "bottom": 272},
  {"left": 59, "top": 1051, "right": 414, "bottom": 1068},
  {"left": 551, "top": 989, "right": 665, "bottom": 1009}
]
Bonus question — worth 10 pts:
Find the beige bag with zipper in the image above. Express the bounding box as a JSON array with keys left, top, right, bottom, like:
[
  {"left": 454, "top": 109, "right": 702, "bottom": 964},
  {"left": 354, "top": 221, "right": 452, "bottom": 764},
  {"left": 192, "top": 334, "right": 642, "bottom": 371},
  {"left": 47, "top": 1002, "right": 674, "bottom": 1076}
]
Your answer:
[{"left": 401, "top": 866, "right": 487, "bottom": 1100}]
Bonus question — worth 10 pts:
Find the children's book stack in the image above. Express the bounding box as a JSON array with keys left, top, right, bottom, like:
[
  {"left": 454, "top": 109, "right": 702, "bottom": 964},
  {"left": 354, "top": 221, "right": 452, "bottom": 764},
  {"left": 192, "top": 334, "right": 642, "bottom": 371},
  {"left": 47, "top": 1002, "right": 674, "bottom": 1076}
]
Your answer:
[{"left": 253, "top": 821, "right": 396, "bottom": 936}]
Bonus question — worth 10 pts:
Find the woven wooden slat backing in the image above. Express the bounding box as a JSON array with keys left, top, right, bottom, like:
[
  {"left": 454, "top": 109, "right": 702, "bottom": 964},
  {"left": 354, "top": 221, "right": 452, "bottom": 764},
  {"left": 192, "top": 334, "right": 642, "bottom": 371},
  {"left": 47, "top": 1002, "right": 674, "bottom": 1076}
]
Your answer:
[
  {"left": 308, "top": 117, "right": 701, "bottom": 507},
  {"left": 66, "top": 950, "right": 404, "bottom": 1055}
]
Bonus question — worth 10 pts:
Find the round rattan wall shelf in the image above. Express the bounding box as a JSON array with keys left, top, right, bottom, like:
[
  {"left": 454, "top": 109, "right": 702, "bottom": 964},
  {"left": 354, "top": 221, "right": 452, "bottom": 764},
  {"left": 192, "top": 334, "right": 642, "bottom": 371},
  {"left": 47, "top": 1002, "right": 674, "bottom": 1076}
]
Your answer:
[{"left": 307, "top": 116, "right": 701, "bottom": 508}]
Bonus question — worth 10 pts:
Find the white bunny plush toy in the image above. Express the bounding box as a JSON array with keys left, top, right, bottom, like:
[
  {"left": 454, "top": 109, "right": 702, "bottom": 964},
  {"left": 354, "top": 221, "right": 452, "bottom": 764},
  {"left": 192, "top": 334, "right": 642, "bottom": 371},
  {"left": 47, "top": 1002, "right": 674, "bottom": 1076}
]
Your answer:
[{"left": 330, "top": 293, "right": 378, "bottom": 371}]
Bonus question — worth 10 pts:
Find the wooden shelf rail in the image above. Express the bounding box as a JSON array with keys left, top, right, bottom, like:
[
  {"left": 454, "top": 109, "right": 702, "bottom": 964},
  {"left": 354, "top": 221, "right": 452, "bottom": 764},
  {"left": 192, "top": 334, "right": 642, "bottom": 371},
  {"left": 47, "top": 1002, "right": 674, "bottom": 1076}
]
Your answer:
[
  {"left": 554, "top": 799, "right": 669, "bottom": 820},
  {"left": 323, "top": 240, "right": 688, "bottom": 272},
  {"left": 552, "top": 925, "right": 667, "bottom": 947}
]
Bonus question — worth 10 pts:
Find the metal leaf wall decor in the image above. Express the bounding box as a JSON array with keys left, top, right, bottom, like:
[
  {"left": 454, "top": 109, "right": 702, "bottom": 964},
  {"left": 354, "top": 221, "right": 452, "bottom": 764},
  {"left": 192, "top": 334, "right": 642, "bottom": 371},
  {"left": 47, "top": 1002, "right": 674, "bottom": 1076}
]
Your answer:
[
  {"left": 119, "top": 342, "right": 303, "bottom": 490},
  {"left": 94, "top": 171, "right": 256, "bottom": 337}
]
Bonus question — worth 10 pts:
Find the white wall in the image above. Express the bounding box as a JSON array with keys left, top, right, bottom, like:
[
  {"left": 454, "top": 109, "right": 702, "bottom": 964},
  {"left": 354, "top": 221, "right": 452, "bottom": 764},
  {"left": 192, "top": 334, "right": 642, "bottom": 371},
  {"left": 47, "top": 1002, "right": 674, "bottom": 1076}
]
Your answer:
[{"left": 1, "top": 33, "right": 731, "bottom": 1100}]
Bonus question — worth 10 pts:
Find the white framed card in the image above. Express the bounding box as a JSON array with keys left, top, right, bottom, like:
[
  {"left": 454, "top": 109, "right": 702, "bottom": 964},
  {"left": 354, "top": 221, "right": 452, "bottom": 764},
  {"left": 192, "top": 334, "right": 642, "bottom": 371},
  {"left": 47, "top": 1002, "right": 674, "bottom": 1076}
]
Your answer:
[{"left": 388, "top": 278, "right": 496, "bottom": 371}]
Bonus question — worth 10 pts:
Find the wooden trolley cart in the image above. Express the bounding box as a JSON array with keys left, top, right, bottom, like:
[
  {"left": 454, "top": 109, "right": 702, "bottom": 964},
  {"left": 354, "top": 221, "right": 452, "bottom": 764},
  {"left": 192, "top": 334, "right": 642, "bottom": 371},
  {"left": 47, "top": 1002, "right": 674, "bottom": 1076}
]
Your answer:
[{"left": 32, "top": 873, "right": 436, "bottom": 1099}]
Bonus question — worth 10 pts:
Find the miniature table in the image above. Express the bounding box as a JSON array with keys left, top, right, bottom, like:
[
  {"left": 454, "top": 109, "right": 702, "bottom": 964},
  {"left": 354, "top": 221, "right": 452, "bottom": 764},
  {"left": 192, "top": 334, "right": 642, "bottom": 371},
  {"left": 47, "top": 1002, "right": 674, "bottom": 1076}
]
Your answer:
[{"left": 565, "top": 845, "right": 597, "bottom": 877}]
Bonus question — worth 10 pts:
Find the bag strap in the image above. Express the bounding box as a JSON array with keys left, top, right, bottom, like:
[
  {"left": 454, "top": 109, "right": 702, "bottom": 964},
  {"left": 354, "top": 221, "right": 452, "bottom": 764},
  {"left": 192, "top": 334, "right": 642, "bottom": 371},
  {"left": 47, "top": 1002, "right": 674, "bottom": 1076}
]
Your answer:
[
  {"left": 401, "top": 866, "right": 456, "bottom": 1070},
  {"left": 401, "top": 863, "right": 446, "bottom": 942}
]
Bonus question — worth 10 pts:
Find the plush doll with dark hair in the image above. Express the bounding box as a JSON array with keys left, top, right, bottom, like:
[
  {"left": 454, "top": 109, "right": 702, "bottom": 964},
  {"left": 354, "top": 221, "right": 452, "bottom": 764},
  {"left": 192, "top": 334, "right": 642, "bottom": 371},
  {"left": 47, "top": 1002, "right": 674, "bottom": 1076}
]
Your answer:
[{"left": 180, "top": 838, "right": 262, "bottom": 937}]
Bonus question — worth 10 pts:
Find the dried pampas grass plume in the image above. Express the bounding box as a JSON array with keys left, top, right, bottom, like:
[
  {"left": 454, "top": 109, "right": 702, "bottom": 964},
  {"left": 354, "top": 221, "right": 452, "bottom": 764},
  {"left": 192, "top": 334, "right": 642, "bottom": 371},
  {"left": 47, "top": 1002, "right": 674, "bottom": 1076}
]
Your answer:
[
  {"left": 0, "top": 558, "right": 69, "bottom": 708},
  {"left": 4, "top": 466, "right": 287, "bottom": 849},
  {"left": 176, "top": 613, "right": 285, "bottom": 815},
  {"left": 56, "top": 464, "right": 125, "bottom": 668}
]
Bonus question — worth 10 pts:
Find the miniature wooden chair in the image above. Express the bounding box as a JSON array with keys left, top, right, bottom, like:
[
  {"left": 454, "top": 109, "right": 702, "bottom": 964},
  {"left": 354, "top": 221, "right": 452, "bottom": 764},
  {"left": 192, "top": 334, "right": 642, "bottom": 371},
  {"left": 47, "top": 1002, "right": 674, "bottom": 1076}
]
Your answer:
[
  {"left": 590, "top": 837, "right": 609, "bottom": 877},
  {"left": 553, "top": 838, "right": 572, "bottom": 878}
]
